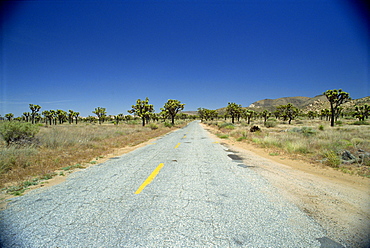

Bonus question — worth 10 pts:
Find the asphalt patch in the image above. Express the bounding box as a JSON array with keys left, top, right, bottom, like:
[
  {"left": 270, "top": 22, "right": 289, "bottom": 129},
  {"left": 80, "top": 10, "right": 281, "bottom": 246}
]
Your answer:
[
  {"left": 228, "top": 154, "right": 243, "bottom": 161},
  {"left": 317, "top": 237, "right": 345, "bottom": 248}
]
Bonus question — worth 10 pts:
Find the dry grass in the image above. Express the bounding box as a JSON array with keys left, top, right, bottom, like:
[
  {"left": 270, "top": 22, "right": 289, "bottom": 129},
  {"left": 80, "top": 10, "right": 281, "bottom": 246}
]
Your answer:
[
  {"left": 0, "top": 121, "right": 186, "bottom": 189},
  {"left": 205, "top": 118, "right": 370, "bottom": 177}
]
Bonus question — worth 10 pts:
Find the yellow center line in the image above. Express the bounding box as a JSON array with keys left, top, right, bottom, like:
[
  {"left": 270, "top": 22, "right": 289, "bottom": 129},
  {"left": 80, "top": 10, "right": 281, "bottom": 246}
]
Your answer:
[
  {"left": 135, "top": 163, "right": 164, "bottom": 194},
  {"left": 174, "top": 143, "right": 181, "bottom": 149}
]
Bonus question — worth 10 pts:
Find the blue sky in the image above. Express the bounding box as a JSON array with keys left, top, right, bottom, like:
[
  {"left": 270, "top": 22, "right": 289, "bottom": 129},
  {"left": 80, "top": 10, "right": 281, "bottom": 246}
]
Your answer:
[{"left": 1, "top": 0, "right": 369, "bottom": 117}]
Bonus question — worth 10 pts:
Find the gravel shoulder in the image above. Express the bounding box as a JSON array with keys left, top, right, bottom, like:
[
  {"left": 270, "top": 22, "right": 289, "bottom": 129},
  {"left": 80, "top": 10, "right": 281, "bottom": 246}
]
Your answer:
[{"left": 202, "top": 123, "right": 370, "bottom": 248}]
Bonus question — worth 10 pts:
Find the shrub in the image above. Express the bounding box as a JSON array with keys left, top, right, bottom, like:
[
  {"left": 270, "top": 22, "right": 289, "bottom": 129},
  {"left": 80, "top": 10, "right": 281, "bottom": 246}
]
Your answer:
[
  {"left": 149, "top": 123, "right": 158, "bottom": 130},
  {"left": 353, "top": 121, "right": 370, "bottom": 125},
  {"left": 318, "top": 125, "right": 324, "bottom": 131},
  {"left": 0, "top": 122, "right": 40, "bottom": 146},
  {"left": 216, "top": 133, "right": 229, "bottom": 139},
  {"left": 290, "top": 127, "right": 316, "bottom": 137},
  {"left": 218, "top": 122, "right": 235, "bottom": 130},
  {"left": 322, "top": 150, "right": 341, "bottom": 168},
  {"left": 164, "top": 122, "right": 173, "bottom": 128},
  {"left": 265, "top": 120, "right": 277, "bottom": 128}
]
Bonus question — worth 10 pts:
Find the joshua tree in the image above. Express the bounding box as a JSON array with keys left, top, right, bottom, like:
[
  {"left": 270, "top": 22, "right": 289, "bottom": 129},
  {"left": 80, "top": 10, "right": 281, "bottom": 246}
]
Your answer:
[
  {"left": 29, "top": 104, "right": 41, "bottom": 124},
  {"left": 74, "top": 112, "right": 80, "bottom": 124},
  {"left": 56, "top": 110, "right": 67, "bottom": 124},
  {"left": 93, "top": 107, "right": 107, "bottom": 125},
  {"left": 42, "top": 110, "right": 53, "bottom": 125},
  {"left": 276, "top": 103, "right": 299, "bottom": 124},
  {"left": 51, "top": 110, "right": 58, "bottom": 125},
  {"left": 23, "top": 112, "right": 31, "bottom": 122},
  {"left": 260, "top": 110, "right": 271, "bottom": 124},
  {"left": 114, "top": 113, "right": 124, "bottom": 125},
  {"left": 244, "top": 110, "right": 256, "bottom": 124},
  {"left": 226, "top": 102, "right": 242, "bottom": 124},
  {"left": 161, "top": 99, "right": 185, "bottom": 125},
  {"left": 354, "top": 104, "right": 370, "bottom": 121},
  {"left": 5, "top": 113, "right": 14, "bottom": 121},
  {"left": 128, "top": 98, "right": 154, "bottom": 126},
  {"left": 307, "top": 111, "right": 317, "bottom": 120},
  {"left": 68, "top": 110, "right": 75, "bottom": 124},
  {"left": 323, "top": 89, "right": 350, "bottom": 127}
]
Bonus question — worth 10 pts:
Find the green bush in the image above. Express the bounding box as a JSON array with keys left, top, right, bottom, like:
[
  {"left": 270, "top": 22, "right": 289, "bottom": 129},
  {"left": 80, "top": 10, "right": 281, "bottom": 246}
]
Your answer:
[
  {"left": 290, "top": 127, "right": 316, "bottom": 137},
  {"left": 0, "top": 122, "right": 40, "bottom": 145},
  {"left": 353, "top": 121, "right": 370, "bottom": 125},
  {"left": 149, "top": 123, "right": 158, "bottom": 130},
  {"left": 218, "top": 122, "right": 235, "bottom": 130},
  {"left": 264, "top": 120, "right": 277, "bottom": 128},
  {"left": 216, "top": 133, "right": 229, "bottom": 139},
  {"left": 322, "top": 150, "right": 341, "bottom": 168},
  {"left": 164, "top": 122, "right": 173, "bottom": 128},
  {"left": 318, "top": 125, "right": 324, "bottom": 131}
]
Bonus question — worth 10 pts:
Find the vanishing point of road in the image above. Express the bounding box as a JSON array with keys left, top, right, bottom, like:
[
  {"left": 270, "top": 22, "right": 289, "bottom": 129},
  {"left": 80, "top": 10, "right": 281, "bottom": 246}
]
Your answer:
[{"left": 1, "top": 121, "right": 337, "bottom": 247}]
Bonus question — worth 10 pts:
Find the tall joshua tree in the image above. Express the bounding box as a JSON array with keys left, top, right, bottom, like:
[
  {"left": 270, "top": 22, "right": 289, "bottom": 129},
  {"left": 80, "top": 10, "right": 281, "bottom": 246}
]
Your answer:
[
  {"left": 29, "top": 104, "right": 41, "bottom": 124},
  {"left": 161, "top": 99, "right": 185, "bottom": 125},
  {"left": 23, "top": 112, "right": 31, "bottom": 122},
  {"left": 323, "top": 89, "right": 350, "bottom": 127},
  {"left": 42, "top": 110, "right": 53, "bottom": 125},
  {"left": 93, "top": 107, "right": 107, "bottom": 125},
  {"left": 5, "top": 113, "right": 14, "bottom": 121},
  {"left": 226, "top": 102, "right": 242, "bottom": 124},
  {"left": 128, "top": 98, "right": 154, "bottom": 126}
]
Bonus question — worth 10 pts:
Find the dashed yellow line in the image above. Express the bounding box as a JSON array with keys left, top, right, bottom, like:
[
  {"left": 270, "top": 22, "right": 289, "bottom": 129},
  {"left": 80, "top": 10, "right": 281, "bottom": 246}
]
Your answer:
[
  {"left": 174, "top": 143, "right": 181, "bottom": 149},
  {"left": 135, "top": 163, "right": 164, "bottom": 194}
]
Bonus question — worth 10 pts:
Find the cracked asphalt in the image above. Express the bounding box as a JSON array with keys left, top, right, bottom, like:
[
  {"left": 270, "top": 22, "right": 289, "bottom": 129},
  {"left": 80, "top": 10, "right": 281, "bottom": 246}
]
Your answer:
[{"left": 0, "top": 121, "right": 328, "bottom": 247}]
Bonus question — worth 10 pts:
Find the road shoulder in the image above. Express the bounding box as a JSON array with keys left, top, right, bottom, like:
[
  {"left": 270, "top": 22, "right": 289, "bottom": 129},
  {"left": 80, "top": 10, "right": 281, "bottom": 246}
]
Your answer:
[{"left": 201, "top": 122, "right": 370, "bottom": 248}]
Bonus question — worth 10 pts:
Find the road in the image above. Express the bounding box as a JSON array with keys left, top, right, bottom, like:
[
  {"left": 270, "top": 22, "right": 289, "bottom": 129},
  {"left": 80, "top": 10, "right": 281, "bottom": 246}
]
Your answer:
[{"left": 1, "top": 121, "right": 338, "bottom": 247}]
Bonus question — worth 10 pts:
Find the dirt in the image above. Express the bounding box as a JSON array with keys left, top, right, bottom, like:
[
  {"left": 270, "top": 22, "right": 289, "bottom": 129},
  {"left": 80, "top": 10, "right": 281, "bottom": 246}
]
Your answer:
[{"left": 202, "top": 123, "right": 370, "bottom": 248}]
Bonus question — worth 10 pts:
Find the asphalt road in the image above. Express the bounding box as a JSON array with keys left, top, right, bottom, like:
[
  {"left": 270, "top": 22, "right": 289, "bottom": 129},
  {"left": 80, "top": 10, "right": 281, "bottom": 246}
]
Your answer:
[{"left": 1, "top": 121, "right": 332, "bottom": 247}]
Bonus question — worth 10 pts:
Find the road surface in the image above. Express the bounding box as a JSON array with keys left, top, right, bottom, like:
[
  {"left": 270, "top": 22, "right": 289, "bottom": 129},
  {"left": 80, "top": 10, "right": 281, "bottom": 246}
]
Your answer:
[{"left": 1, "top": 121, "right": 339, "bottom": 247}]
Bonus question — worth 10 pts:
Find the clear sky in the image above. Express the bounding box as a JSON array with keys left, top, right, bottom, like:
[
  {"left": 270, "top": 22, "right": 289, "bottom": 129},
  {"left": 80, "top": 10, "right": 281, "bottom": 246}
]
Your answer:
[{"left": 1, "top": 0, "right": 369, "bottom": 117}]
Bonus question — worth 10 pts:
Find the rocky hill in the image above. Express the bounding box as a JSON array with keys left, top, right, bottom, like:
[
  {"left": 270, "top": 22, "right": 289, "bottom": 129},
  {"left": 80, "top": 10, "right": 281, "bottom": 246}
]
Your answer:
[
  {"left": 248, "top": 95, "right": 370, "bottom": 113},
  {"left": 249, "top": 95, "right": 327, "bottom": 110}
]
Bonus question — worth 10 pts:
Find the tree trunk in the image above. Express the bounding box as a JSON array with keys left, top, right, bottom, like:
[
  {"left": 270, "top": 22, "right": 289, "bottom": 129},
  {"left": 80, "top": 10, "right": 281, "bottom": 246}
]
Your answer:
[{"left": 330, "top": 104, "right": 335, "bottom": 127}]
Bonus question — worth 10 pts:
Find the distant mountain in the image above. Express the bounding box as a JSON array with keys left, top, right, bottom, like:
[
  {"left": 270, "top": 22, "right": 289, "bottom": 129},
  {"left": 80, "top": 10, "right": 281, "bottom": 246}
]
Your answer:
[
  {"left": 181, "top": 111, "right": 198, "bottom": 115},
  {"left": 248, "top": 95, "right": 327, "bottom": 111},
  {"left": 248, "top": 95, "right": 370, "bottom": 112}
]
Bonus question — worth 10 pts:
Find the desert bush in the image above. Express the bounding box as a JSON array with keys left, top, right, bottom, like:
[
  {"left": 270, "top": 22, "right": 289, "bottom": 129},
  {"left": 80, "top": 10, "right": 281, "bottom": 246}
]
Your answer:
[
  {"left": 0, "top": 121, "right": 40, "bottom": 146},
  {"left": 322, "top": 150, "right": 341, "bottom": 168},
  {"left": 149, "top": 123, "right": 158, "bottom": 130},
  {"left": 353, "top": 121, "right": 369, "bottom": 125},
  {"left": 318, "top": 125, "right": 324, "bottom": 131},
  {"left": 289, "top": 127, "right": 316, "bottom": 137},
  {"left": 217, "top": 133, "right": 229, "bottom": 139},
  {"left": 265, "top": 120, "right": 277, "bottom": 128},
  {"left": 217, "top": 122, "right": 235, "bottom": 130},
  {"left": 164, "top": 122, "right": 173, "bottom": 128}
]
